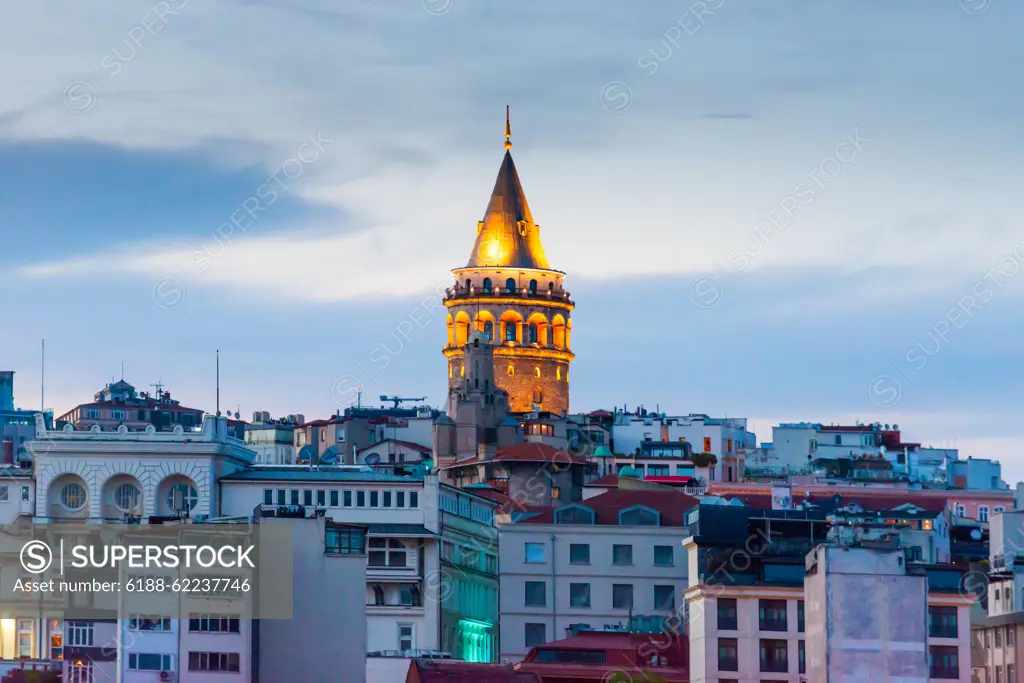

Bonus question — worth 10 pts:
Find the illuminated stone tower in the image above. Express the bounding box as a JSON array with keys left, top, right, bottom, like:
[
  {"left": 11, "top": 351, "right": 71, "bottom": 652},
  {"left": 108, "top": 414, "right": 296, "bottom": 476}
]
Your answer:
[{"left": 443, "top": 109, "right": 574, "bottom": 414}]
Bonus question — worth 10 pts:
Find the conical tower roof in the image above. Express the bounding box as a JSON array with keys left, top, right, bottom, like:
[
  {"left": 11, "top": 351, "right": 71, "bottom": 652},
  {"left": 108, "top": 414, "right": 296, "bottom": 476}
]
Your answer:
[{"left": 464, "top": 110, "right": 551, "bottom": 270}]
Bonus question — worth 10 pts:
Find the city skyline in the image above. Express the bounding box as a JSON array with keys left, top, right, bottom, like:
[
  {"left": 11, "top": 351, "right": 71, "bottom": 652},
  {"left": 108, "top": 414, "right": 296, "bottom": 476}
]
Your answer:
[{"left": 2, "top": 2, "right": 1022, "bottom": 478}]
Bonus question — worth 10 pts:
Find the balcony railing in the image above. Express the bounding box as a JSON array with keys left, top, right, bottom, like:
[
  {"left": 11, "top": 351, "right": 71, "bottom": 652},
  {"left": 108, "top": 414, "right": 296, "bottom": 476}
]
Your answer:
[
  {"left": 930, "top": 625, "right": 958, "bottom": 639},
  {"left": 445, "top": 285, "right": 573, "bottom": 302},
  {"left": 759, "top": 619, "right": 788, "bottom": 632},
  {"left": 760, "top": 658, "right": 789, "bottom": 673}
]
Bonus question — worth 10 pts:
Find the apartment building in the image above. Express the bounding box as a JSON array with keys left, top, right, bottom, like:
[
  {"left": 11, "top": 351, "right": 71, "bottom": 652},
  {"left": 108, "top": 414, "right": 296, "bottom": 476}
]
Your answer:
[
  {"left": 55, "top": 380, "right": 204, "bottom": 433},
  {"left": 684, "top": 502, "right": 974, "bottom": 683},
  {"left": 497, "top": 488, "right": 700, "bottom": 662}
]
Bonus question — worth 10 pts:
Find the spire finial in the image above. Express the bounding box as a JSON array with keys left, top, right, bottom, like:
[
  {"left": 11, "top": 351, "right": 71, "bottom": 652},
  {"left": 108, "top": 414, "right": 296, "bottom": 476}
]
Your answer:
[{"left": 504, "top": 105, "right": 512, "bottom": 151}]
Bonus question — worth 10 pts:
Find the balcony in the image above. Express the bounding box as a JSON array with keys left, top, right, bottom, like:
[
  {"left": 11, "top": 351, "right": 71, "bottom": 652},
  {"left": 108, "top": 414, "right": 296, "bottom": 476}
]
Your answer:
[{"left": 445, "top": 284, "right": 573, "bottom": 303}]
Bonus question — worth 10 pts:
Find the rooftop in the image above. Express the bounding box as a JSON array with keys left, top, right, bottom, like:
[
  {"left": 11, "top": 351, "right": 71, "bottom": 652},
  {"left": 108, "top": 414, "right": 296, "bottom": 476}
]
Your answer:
[
  {"left": 512, "top": 488, "right": 699, "bottom": 527},
  {"left": 220, "top": 467, "right": 423, "bottom": 483},
  {"left": 406, "top": 659, "right": 540, "bottom": 683}
]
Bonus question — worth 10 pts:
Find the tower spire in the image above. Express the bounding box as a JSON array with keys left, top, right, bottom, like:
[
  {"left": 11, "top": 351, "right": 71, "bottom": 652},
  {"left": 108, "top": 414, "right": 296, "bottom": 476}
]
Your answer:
[{"left": 504, "top": 105, "right": 512, "bottom": 151}]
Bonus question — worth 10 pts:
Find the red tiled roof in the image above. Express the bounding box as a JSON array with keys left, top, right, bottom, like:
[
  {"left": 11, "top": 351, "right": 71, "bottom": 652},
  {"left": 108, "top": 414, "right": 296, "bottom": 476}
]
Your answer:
[
  {"left": 585, "top": 474, "right": 619, "bottom": 487},
  {"left": 467, "top": 487, "right": 529, "bottom": 512},
  {"left": 587, "top": 410, "right": 613, "bottom": 417},
  {"left": 447, "top": 443, "right": 590, "bottom": 467},
  {"left": 407, "top": 659, "right": 540, "bottom": 683},
  {"left": 517, "top": 632, "right": 688, "bottom": 681},
  {"left": 515, "top": 489, "right": 699, "bottom": 526}
]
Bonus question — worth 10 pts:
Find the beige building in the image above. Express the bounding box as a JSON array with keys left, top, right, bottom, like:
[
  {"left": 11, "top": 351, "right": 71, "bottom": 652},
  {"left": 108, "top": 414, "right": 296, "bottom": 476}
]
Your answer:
[{"left": 497, "top": 488, "right": 700, "bottom": 662}]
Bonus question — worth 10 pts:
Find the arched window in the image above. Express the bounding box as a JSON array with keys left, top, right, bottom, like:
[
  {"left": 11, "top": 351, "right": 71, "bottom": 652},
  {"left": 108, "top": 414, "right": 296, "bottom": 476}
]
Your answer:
[
  {"left": 532, "top": 387, "right": 543, "bottom": 404},
  {"left": 465, "top": 278, "right": 471, "bottom": 291},
  {"left": 548, "top": 282, "right": 554, "bottom": 290},
  {"left": 529, "top": 324, "right": 538, "bottom": 343},
  {"left": 529, "top": 279, "right": 538, "bottom": 295},
  {"left": 534, "top": 367, "right": 541, "bottom": 378},
  {"left": 449, "top": 364, "right": 453, "bottom": 379},
  {"left": 483, "top": 320, "right": 493, "bottom": 340},
  {"left": 507, "top": 365, "right": 515, "bottom": 377},
  {"left": 505, "top": 321, "right": 517, "bottom": 342},
  {"left": 482, "top": 278, "right": 492, "bottom": 293},
  {"left": 554, "top": 505, "right": 595, "bottom": 525},
  {"left": 619, "top": 505, "right": 660, "bottom": 526},
  {"left": 556, "top": 368, "right": 561, "bottom": 380},
  {"left": 460, "top": 365, "right": 465, "bottom": 377},
  {"left": 505, "top": 278, "right": 516, "bottom": 293}
]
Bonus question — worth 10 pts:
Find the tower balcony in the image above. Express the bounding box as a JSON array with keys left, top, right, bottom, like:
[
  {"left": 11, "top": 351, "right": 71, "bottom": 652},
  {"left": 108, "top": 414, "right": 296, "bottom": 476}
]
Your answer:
[{"left": 444, "top": 284, "right": 573, "bottom": 306}]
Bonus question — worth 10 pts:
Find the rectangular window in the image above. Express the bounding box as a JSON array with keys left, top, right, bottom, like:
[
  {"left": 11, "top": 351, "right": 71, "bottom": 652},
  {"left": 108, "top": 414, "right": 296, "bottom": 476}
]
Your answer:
[
  {"left": 344, "top": 490, "right": 352, "bottom": 507},
  {"left": 929, "top": 645, "right": 959, "bottom": 679},
  {"left": 653, "top": 545, "right": 674, "bottom": 566},
  {"left": 997, "top": 628, "right": 1003, "bottom": 646},
  {"left": 263, "top": 489, "right": 273, "bottom": 505},
  {"left": 525, "top": 581, "right": 547, "bottom": 607},
  {"left": 525, "top": 623, "right": 546, "bottom": 648},
  {"left": 798, "top": 600, "right": 805, "bottom": 633},
  {"left": 127, "top": 617, "right": 172, "bottom": 632},
  {"left": 188, "top": 615, "right": 241, "bottom": 633},
  {"left": 357, "top": 491, "right": 366, "bottom": 507},
  {"left": 66, "top": 622, "right": 93, "bottom": 647},
  {"left": 718, "top": 598, "right": 738, "bottom": 630},
  {"left": 718, "top": 637, "right": 738, "bottom": 671},
  {"left": 799, "top": 639, "right": 806, "bottom": 674},
  {"left": 612, "top": 584, "right": 633, "bottom": 610},
  {"left": 759, "top": 639, "right": 788, "bottom": 673},
  {"left": 397, "top": 491, "right": 406, "bottom": 508},
  {"left": 303, "top": 489, "right": 313, "bottom": 506},
  {"left": 128, "top": 653, "right": 173, "bottom": 671},
  {"left": 383, "top": 491, "right": 392, "bottom": 507},
  {"left": 929, "top": 605, "right": 958, "bottom": 638},
  {"left": 647, "top": 465, "right": 669, "bottom": 476},
  {"left": 368, "top": 539, "right": 407, "bottom": 567},
  {"left": 17, "top": 620, "right": 32, "bottom": 658},
  {"left": 330, "top": 490, "right": 339, "bottom": 507},
  {"left": 317, "top": 489, "right": 326, "bottom": 506},
  {"left": 525, "top": 542, "right": 545, "bottom": 563},
  {"left": 654, "top": 585, "right": 675, "bottom": 610},
  {"left": 410, "top": 491, "right": 419, "bottom": 508},
  {"left": 979, "top": 506, "right": 990, "bottom": 522},
  {"left": 290, "top": 489, "right": 299, "bottom": 505},
  {"left": 1009, "top": 663, "right": 1016, "bottom": 683},
  {"left": 612, "top": 544, "right": 633, "bottom": 565},
  {"left": 188, "top": 652, "right": 240, "bottom": 673},
  {"left": 569, "top": 543, "right": 590, "bottom": 564},
  {"left": 276, "top": 489, "right": 286, "bottom": 505},
  {"left": 759, "top": 599, "right": 787, "bottom": 632},
  {"left": 569, "top": 582, "right": 591, "bottom": 608},
  {"left": 704, "top": 437, "right": 712, "bottom": 452},
  {"left": 370, "top": 491, "right": 379, "bottom": 507},
  {"left": 325, "top": 526, "right": 366, "bottom": 555},
  {"left": 398, "top": 623, "right": 415, "bottom": 651}
]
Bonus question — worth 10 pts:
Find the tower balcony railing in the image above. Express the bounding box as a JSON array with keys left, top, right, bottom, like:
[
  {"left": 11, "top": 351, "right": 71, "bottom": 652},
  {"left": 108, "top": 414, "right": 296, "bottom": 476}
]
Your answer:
[{"left": 445, "top": 284, "right": 573, "bottom": 303}]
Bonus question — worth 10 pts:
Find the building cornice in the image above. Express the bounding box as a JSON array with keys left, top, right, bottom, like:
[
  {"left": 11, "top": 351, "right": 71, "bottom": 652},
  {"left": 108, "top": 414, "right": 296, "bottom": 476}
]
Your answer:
[
  {"left": 443, "top": 346, "right": 575, "bottom": 363},
  {"left": 443, "top": 295, "right": 574, "bottom": 312}
]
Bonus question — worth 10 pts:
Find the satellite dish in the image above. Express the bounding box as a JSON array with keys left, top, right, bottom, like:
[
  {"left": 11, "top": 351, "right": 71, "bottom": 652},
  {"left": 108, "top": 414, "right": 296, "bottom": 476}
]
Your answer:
[
  {"left": 971, "top": 528, "right": 983, "bottom": 541},
  {"left": 321, "top": 445, "right": 340, "bottom": 465},
  {"left": 365, "top": 452, "right": 381, "bottom": 466},
  {"left": 297, "top": 444, "right": 317, "bottom": 463}
]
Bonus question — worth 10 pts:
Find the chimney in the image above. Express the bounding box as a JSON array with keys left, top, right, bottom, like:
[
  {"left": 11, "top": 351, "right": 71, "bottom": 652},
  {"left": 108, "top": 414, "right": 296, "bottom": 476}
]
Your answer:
[{"left": 1, "top": 440, "right": 13, "bottom": 466}]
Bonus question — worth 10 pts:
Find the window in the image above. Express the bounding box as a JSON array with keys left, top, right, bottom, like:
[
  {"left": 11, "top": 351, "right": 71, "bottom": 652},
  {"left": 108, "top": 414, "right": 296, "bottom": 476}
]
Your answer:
[
  {"left": 398, "top": 623, "right": 415, "bottom": 651},
  {"left": 290, "top": 489, "right": 299, "bottom": 505},
  {"left": 317, "top": 489, "right": 326, "bottom": 506},
  {"left": 1010, "top": 627, "right": 1017, "bottom": 646},
  {"left": 357, "top": 491, "right": 366, "bottom": 507},
  {"left": 718, "top": 598, "right": 738, "bottom": 630},
  {"left": 67, "top": 662, "right": 91, "bottom": 683},
  {"left": 127, "top": 617, "right": 172, "bottom": 632},
  {"left": 530, "top": 327, "right": 538, "bottom": 344},
  {"left": 167, "top": 482, "right": 198, "bottom": 511},
  {"left": 370, "top": 491, "right": 379, "bottom": 507},
  {"left": 330, "top": 490, "right": 339, "bottom": 507},
  {"left": 410, "top": 492, "right": 419, "bottom": 508},
  {"left": 507, "top": 364, "right": 515, "bottom": 376},
  {"left": 66, "top": 622, "right": 93, "bottom": 647},
  {"left": 396, "top": 491, "right": 405, "bottom": 507},
  {"left": 612, "top": 584, "right": 633, "bottom": 610},
  {"left": 759, "top": 639, "right": 788, "bottom": 673},
  {"left": 525, "top": 623, "right": 546, "bottom": 648},
  {"left": 718, "top": 638, "right": 738, "bottom": 671},
  {"left": 505, "top": 277, "right": 516, "bottom": 293},
  {"left": 483, "top": 320, "right": 494, "bottom": 339},
  {"left": 525, "top": 542, "right": 546, "bottom": 563},
  {"left": 304, "top": 490, "right": 313, "bottom": 505},
  {"left": 525, "top": 581, "right": 547, "bottom": 607},
  {"left": 648, "top": 465, "right": 669, "bottom": 476},
  {"left": 570, "top": 583, "right": 591, "bottom": 608},
  {"left": 505, "top": 322, "right": 517, "bottom": 342},
  {"left": 654, "top": 585, "right": 675, "bottom": 610},
  {"left": 704, "top": 437, "right": 712, "bottom": 452},
  {"left": 482, "top": 277, "right": 492, "bottom": 293},
  {"left": 189, "top": 615, "right": 241, "bottom": 633},
  {"left": 759, "top": 599, "right": 787, "bottom": 632},
  {"left": 276, "top": 489, "right": 286, "bottom": 505},
  {"left": 551, "top": 487, "right": 560, "bottom": 499},
  {"left": 344, "top": 490, "right": 353, "bottom": 507},
  {"left": 17, "top": 620, "right": 32, "bottom": 658},
  {"left": 619, "top": 506, "right": 659, "bottom": 526},
  {"left": 955, "top": 504, "right": 965, "bottom": 517},
  {"left": 929, "top": 645, "right": 959, "bottom": 679},
  {"left": 368, "top": 539, "right": 407, "bottom": 567},
  {"left": 325, "top": 526, "right": 366, "bottom": 555},
  {"left": 114, "top": 483, "right": 141, "bottom": 512},
  {"left": 980, "top": 506, "right": 990, "bottom": 523},
  {"left": 569, "top": 543, "right": 590, "bottom": 564},
  {"left": 128, "top": 653, "right": 173, "bottom": 671},
  {"left": 60, "top": 482, "right": 87, "bottom": 511},
  {"left": 612, "top": 544, "right": 633, "bottom": 565},
  {"left": 189, "top": 652, "right": 240, "bottom": 673},
  {"left": 799, "top": 639, "right": 806, "bottom": 674},
  {"left": 996, "top": 628, "right": 1003, "bottom": 646},
  {"left": 798, "top": 600, "right": 805, "bottom": 632},
  {"left": 996, "top": 506, "right": 1006, "bottom": 515},
  {"left": 529, "top": 279, "right": 538, "bottom": 294},
  {"left": 1009, "top": 663, "right": 1016, "bottom": 683},
  {"left": 21, "top": 486, "right": 29, "bottom": 502},
  {"left": 263, "top": 489, "right": 273, "bottom": 505},
  {"left": 383, "top": 491, "right": 392, "bottom": 507},
  {"left": 929, "top": 605, "right": 957, "bottom": 638},
  {"left": 86, "top": 409, "right": 99, "bottom": 419},
  {"left": 654, "top": 545, "right": 674, "bottom": 566}
]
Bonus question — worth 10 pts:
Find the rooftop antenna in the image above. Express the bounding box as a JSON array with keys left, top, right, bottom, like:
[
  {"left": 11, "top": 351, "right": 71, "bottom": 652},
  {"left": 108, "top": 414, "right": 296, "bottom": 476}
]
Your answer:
[
  {"left": 504, "top": 105, "right": 512, "bottom": 151},
  {"left": 40, "top": 339, "right": 45, "bottom": 414},
  {"left": 216, "top": 349, "right": 221, "bottom": 417},
  {"left": 357, "top": 385, "right": 363, "bottom": 409},
  {"left": 120, "top": 361, "right": 124, "bottom": 381}
]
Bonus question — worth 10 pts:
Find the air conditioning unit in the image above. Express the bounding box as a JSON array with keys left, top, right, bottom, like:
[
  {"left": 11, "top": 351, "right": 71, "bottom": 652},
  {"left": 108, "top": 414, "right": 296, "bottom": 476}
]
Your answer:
[{"left": 159, "top": 672, "right": 175, "bottom": 682}]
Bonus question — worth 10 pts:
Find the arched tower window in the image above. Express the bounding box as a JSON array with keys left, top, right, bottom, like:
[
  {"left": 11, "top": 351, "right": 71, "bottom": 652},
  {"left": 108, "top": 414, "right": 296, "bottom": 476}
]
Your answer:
[
  {"left": 548, "top": 282, "right": 554, "bottom": 291},
  {"left": 507, "top": 365, "right": 515, "bottom": 377},
  {"left": 556, "top": 368, "right": 561, "bottom": 380},
  {"left": 483, "top": 320, "right": 493, "bottom": 340},
  {"left": 528, "top": 324, "right": 538, "bottom": 344},
  {"left": 449, "top": 364, "right": 453, "bottom": 379},
  {"left": 460, "top": 365, "right": 465, "bottom": 377},
  {"left": 529, "top": 279, "right": 538, "bottom": 295},
  {"left": 465, "top": 278, "right": 471, "bottom": 291},
  {"left": 532, "top": 387, "right": 543, "bottom": 404},
  {"left": 504, "top": 321, "right": 517, "bottom": 342},
  {"left": 534, "top": 367, "right": 541, "bottom": 378},
  {"left": 505, "top": 278, "right": 516, "bottom": 293},
  {"left": 483, "top": 278, "right": 492, "bottom": 293}
]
